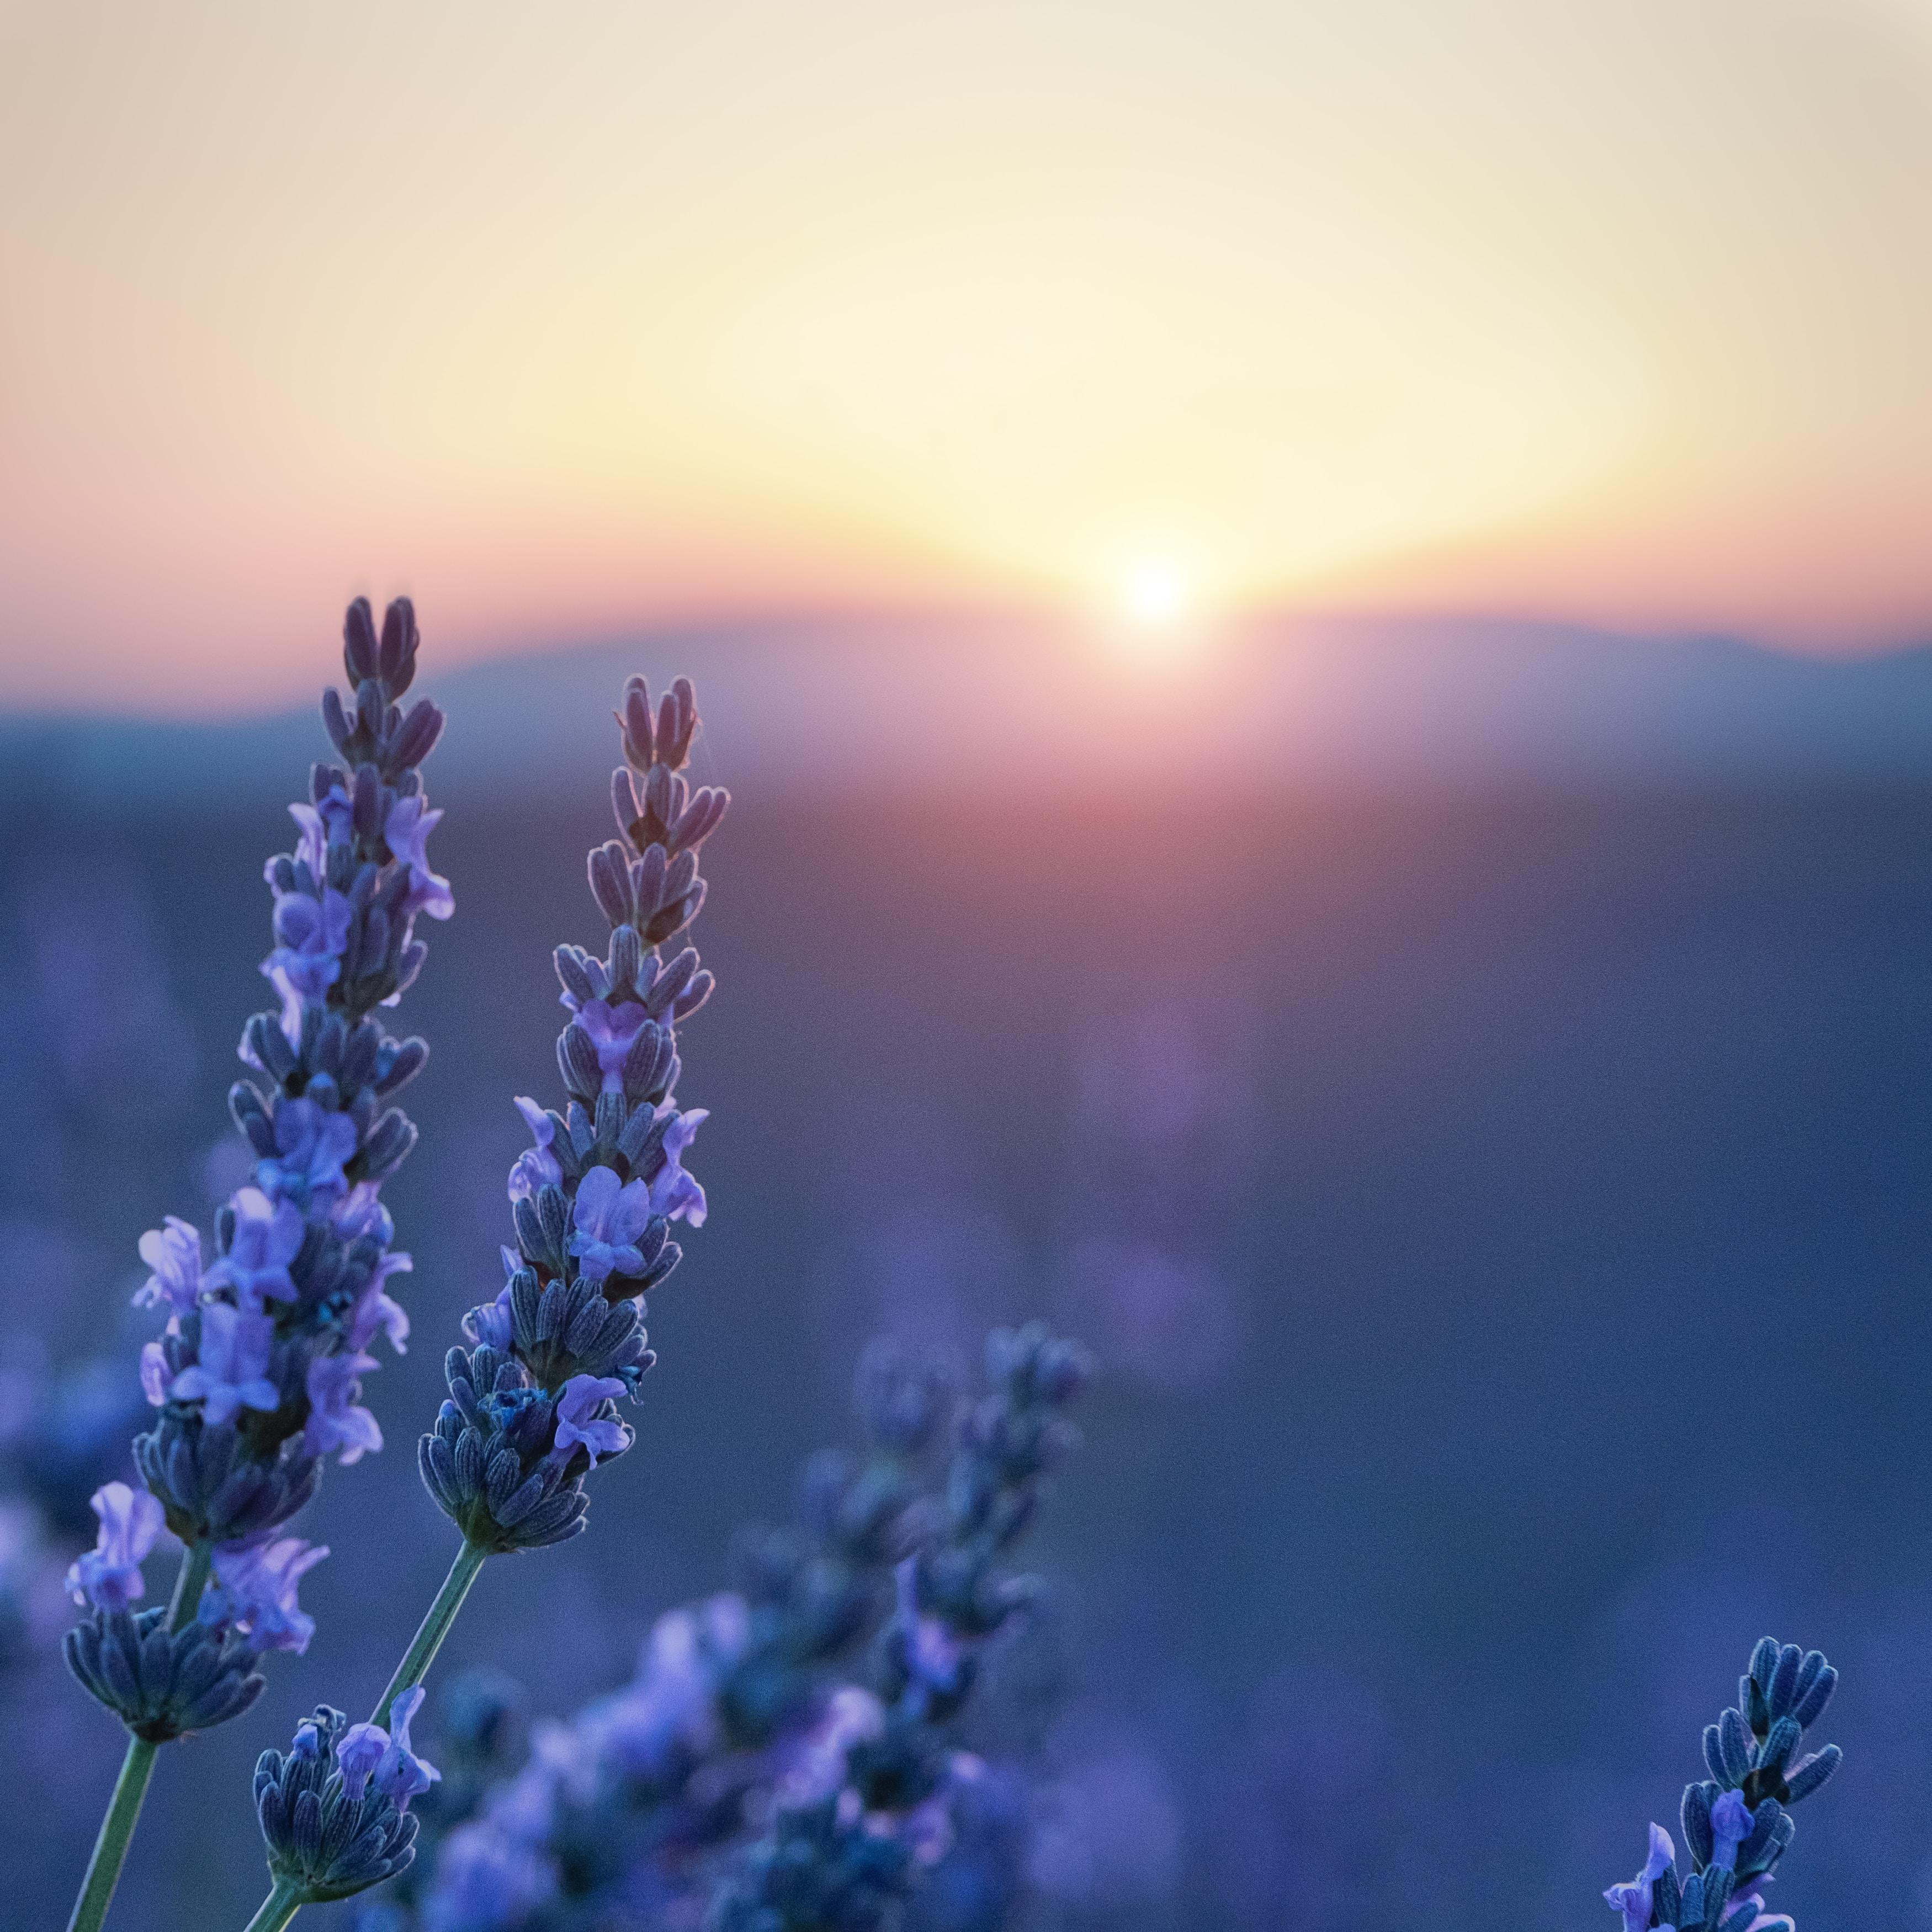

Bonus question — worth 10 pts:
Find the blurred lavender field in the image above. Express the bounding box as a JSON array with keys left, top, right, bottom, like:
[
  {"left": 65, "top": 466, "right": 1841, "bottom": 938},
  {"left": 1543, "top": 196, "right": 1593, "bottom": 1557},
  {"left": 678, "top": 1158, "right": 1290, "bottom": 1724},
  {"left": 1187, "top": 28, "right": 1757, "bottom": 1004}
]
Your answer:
[{"left": 7, "top": 626, "right": 1932, "bottom": 1929}]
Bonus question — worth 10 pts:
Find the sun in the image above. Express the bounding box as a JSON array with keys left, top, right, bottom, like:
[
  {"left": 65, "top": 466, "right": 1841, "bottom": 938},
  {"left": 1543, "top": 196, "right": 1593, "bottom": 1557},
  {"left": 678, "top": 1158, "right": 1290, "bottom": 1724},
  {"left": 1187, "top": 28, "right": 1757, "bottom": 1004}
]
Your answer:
[{"left": 1118, "top": 559, "right": 1191, "bottom": 629}]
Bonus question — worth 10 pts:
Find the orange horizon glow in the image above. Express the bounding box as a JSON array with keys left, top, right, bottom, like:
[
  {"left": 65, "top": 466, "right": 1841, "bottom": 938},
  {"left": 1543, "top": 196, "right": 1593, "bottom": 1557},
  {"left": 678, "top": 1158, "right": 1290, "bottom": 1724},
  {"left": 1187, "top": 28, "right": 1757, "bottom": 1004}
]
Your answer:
[{"left": 4, "top": 0, "right": 1932, "bottom": 711}]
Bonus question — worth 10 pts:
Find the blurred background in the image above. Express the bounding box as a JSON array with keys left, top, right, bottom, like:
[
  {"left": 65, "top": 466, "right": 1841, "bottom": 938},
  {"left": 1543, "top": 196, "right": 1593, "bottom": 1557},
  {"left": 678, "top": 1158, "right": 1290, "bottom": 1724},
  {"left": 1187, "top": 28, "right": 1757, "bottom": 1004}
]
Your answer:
[{"left": 6, "top": 2, "right": 1932, "bottom": 1927}]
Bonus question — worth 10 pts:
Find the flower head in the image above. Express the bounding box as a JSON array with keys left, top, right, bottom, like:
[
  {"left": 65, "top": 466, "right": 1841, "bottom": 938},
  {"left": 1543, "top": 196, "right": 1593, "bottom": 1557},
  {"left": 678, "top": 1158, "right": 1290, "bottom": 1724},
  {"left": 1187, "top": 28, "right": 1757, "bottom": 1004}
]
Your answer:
[
  {"left": 133, "top": 1216, "right": 203, "bottom": 1315},
  {"left": 567, "top": 1164, "right": 654, "bottom": 1282},
  {"left": 304, "top": 1349, "right": 383, "bottom": 1463},
  {"left": 553, "top": 1374, "right": 630, "bottom": 1469},
  {"left": 202, "top": 1536, "right": 329, "bottom": 1654},
  {"left": 1605, "top": 1823, "right": 1676, "bottom": 1932},
  {"left": 508, "top": 1096, "right": 562, "bottom": 1202},
  {"left": 171, "top": 1301, "right": 280, "bottom": 1425},
  {"left": 205, "top": 1187, "right": 304, "bottom": 1310},
  {"left": 385, "top": 793, "right": 454, "bottom": 921},
  {"left": 66, "top": 1482, "right": 165, "bottom": 1611}
]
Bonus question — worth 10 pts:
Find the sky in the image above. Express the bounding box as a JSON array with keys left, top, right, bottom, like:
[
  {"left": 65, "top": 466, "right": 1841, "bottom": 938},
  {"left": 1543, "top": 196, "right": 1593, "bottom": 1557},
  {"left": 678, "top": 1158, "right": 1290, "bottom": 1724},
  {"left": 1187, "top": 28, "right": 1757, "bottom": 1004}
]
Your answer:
[{"left": 2, "top": 0, "right": 1931, "bottom": 710}]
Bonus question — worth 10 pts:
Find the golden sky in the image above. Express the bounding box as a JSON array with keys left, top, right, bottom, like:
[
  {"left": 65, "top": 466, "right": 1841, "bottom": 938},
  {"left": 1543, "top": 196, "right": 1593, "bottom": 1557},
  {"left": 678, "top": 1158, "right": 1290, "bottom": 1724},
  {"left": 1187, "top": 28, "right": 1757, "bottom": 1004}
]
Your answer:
[{"left": 2, "top": 0, "right": 1931, "bottom": 707}]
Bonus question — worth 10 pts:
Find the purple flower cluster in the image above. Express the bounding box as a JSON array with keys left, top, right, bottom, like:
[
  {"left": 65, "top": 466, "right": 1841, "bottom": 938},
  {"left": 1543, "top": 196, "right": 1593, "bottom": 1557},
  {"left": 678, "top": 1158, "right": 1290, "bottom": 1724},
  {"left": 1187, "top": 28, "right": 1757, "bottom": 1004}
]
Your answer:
[
  {"left": 391, "top": 1325, "right": 1090, "bottom": 1932},
  {"left": 1604, "top": 1641, "right": 1843, "bottom": 1932},
  {"left": 418, "top": 676, "right": 727, "bottom": 1558},
  {"left": 65, "top": 597, "right": 449, "bottom": 1737}
]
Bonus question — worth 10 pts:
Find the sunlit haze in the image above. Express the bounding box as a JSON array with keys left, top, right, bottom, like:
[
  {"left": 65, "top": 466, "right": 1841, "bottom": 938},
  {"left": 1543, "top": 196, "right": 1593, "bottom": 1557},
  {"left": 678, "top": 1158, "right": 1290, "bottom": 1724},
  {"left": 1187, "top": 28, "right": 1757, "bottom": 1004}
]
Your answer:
[{"left": 3, "top": 0, "right": 1932, "bottom": 710}]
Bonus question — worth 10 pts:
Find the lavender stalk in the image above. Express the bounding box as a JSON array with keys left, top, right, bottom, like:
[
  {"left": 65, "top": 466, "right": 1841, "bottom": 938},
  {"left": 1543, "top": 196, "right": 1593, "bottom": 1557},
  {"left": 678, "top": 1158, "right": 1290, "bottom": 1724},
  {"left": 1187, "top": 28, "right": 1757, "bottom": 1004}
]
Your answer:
[
  {"left": 242, "top": 673, "right": 728, "bottom": 1926},
  {"left": 1604, "top": 1640, "right": 1844, "bottom": 1932},
  {"left": 61, "top": 597, "right": 452, "bottom": 1932}
]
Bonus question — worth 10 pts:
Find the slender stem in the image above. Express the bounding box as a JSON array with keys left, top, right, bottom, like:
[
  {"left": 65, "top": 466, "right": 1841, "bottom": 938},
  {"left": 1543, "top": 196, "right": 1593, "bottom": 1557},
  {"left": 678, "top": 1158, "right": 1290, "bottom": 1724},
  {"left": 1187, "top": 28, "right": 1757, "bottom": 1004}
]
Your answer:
[
  {"left": 65, "top": 1540, "right": 211, "bottom": 1932},
  {"left": 167, "top": 1539, "right": 213, "bottom": 1633},
  {"left": 371, "top": 1537, "right": 488, "bottom": 1727},
  {"left": 240, "top": 1538, "right": 490, "bottom": 1932},
  {"left": 240, "top": 1876, "right": 302, "bottom": 1932}
]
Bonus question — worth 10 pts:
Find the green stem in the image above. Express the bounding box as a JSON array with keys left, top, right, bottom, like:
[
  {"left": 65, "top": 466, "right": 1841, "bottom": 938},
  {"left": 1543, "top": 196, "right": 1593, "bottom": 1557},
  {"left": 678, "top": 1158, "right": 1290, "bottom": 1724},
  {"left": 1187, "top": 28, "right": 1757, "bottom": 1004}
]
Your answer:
[
  {"left": 371, "top": 1537, "right": 487, "bottom": 1727},
  {"left": 65, "top": 1540, "right": 212, "bottom": 1932},
  {"left": 240, "top": 1539, "right": 490, "bottom": 1932},
  {"left": 239, "top": 1876, "right": 303, "bottom": 1932}
]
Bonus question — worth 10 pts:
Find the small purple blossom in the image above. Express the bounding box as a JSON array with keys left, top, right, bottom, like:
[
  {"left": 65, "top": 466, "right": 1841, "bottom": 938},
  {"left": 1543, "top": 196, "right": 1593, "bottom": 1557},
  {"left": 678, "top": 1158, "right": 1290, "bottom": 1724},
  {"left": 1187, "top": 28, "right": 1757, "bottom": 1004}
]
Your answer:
[
  {"left": 576, "top": 999, "right": 650, "bottom": 1094},
  {"left": 256, "top": 1096, "right": 359, "bottom": 1205},
  {"left": 385, "top": 793, "right": 454, "bottom": 921},
  {"left": 346, "top": 1249, "right": 413, "bottom": 1354},
  {"left": 171, "top": 1302, "right": 280, "bottom": 1425},
  {"left": 1710, "top": 1789, "right": 1754, "bottom": 1872},
  {"left": 1606, "top": 1823, "right": 1676, "bottom": 1932},
  {"left": 553, "top": 1374, "right": 630, "bottom": 1468},
  {"left": 66, "top": 1482, "right": 165, "bottom": 1611},
  {"left": 464, "top": 1286, "right": 514, "bottom": 1351},
  {"left": 204, "top": 1186, "right": 304, "bottom": 1309},
  {"left": 339, "top": 1685, "right": 440, "bottom": 1809},
  {"left": 647, "top": 1106, "right": 708, "bottom": 1226},
  {"left": 140, "top": 1341, "right": 171, "bottom": 1406},
  {"left": 567, "top": 1163, "right": 654, "bottom": 1281},
  {"left": 201, "top": 1535, "right": 329, "bottom": 1654},
  {"left": 332, "top": 1180, "right": 395, "bottom": 1245},
  {"left": 508, "top": 1096, "right": 563, "bottom": 1202},
  {"left": 288, "top": 787, "right": 353, "bottom": 878},
  {"left": 304, "top": 1349, "right": 383, "bottom": 1462},
  {"left": 133, "top": 1216, "right": 203, "bottom": 1315},
  {"left": 262, "top": 886, "right": 352, "bottom": 1007}
]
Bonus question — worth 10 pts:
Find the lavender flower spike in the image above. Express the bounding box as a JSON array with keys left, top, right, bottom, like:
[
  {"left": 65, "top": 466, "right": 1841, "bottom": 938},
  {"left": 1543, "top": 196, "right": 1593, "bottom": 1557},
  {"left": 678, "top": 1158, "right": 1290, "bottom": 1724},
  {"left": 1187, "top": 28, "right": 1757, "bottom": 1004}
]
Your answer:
[{"left": 66, "top": 1483, "right": 165, "bottom": 1612}]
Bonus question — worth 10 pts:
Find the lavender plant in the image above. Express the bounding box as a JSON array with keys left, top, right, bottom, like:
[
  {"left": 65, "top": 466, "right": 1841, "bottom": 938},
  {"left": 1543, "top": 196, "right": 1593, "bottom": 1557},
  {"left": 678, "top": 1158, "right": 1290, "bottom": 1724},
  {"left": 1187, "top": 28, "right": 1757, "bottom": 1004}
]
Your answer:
[
  {"left": 1605, "top": 1641, "right": 1843, "bottom": 1932},
  {"left": 359, "top": 1320, "right": 1091, "bottom": 1932},
  {"left": 236, "top": 672, "right": 728, "bottom": 1932},
  {"left": 60, "top": 596, "right": 451, "bottom": 1932}
]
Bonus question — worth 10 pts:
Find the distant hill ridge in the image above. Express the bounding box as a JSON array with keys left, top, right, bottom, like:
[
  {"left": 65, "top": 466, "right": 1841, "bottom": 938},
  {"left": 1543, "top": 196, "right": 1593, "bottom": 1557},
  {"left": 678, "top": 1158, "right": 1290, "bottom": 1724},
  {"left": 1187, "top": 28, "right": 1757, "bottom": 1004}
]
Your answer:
[{"left": 7, "top": 612, "right": 1932, "bottom": 801}]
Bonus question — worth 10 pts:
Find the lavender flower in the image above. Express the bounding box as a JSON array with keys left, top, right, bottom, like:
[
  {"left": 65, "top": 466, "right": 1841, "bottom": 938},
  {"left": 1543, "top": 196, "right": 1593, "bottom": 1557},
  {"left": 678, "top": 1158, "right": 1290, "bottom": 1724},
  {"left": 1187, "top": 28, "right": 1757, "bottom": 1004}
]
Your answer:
[
  {"left": 305, "top": 1350, "right": 383, "bottom": 1463},
  {"left": 567, "top": 1165, "right": 654, "bottom": 1282},
  {"left": 132, "top": 1217, "right": 203, "bottom": 1315},
  {"left": 506, "top": 1098, "right": 560, "bottom": 1202},
  {"left": 421, "top": 680, "right": 727, "bottom": 1561},
  {"left": 72, "top": 597, "right": 449, "bottom": 1756},
  {"left": 551, "top": 1374, "right": 631, "bottom": 1468},
  {"left": 201, "top": 1536, "right": 330, "bottom": 1654},
  {"left": 1605, "top": 1823, "right": 1675, "bottom": 1932},
  {"left": 1603, "top": 1641, "right": 1842, "bottom": 1932},
  {"left": 256, "top": 1095, "right": 360, "bottom": 1206},
  {"left": 65, "top": 1483, "right": 164, "bottom": 1612},
  {"left": 169, "top": 1302, "right": 280, "bottom": 1425},
  {"left": 203, "top": 1186, "right": 304, "bottom": 1310},
  {"left": 341, "top": 1686, "right": 443, "bottom": 1810}
]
